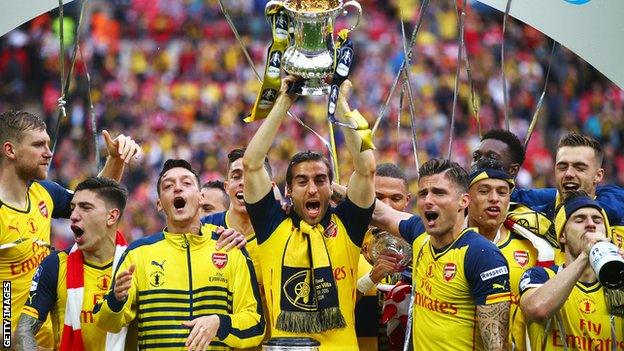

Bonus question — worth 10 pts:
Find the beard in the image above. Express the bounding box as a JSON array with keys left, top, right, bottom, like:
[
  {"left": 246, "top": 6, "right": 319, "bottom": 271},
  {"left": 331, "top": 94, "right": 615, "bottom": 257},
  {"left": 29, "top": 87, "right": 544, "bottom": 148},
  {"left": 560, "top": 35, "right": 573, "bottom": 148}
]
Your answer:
[{"left": 17, "top": 162, "right": 47, "bottom": 181}]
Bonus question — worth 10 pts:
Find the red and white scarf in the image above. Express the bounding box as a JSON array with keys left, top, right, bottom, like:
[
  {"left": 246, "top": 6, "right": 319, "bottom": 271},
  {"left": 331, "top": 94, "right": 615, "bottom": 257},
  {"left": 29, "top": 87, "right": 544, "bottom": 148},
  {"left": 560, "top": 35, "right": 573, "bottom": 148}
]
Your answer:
[{"left": 60, "top": 231, "right": 128, "bottom": 351}]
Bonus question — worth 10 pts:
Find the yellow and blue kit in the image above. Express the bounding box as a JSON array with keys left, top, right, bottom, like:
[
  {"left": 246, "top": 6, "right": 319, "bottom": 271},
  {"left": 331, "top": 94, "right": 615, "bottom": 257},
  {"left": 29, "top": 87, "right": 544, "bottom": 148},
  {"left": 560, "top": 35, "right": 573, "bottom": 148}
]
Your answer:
[
  {"left": 95, "top": 226, "right": 265, "bottom": 350},
  {"left": 512, "top": 185, "right": 624, "bottom": 249},
  {"left": 498, "top": 230, "right": 538, "bottom": 351},
  {"left": 399, "top": 216, "right": 511, "bottom": 350},
  {"left": 520, "top": 265, "right": 624, "bottom": 350},
  {"left": 21, "top": 249, "right": 136, "bottom": 350},
  {"left": 0, "top": 180, "right": 73, "bottom": 348},
  {"left": 245, "top": 190, "right": 373, "bottom": 351},
  {"left": 201, "top": 211, "right": 262, "bottom": 284}
]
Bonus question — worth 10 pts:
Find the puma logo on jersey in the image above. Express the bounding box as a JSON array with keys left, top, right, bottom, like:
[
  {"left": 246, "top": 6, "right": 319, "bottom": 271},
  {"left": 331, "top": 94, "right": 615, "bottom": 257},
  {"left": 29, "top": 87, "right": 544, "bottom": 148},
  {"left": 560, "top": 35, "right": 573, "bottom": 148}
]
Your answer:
[
  {"left": 492, "top": 283, "right": 506, "bottom": 290},
  {"left": 151, "top": 260, "right": 166, "bottom": 271}
]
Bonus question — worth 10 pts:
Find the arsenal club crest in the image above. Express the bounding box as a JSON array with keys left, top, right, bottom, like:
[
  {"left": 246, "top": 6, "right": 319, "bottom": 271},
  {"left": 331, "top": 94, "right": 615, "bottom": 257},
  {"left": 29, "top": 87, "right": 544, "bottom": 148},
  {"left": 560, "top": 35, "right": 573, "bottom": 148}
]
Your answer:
[
  {"left": 443, "top": 263, "right": 456, "bottom": 281},
  {"left": 38, "top": 201, "right": 49, "bottom": 218},
  {"left": 323, "top": 222, "right": 337, "bottom": 238},
  {"left": 514, "top": 250, "right": 529, "bottom": 267},
  {"left": 212, "top": 253, "right": 228, "bottom": 269}
]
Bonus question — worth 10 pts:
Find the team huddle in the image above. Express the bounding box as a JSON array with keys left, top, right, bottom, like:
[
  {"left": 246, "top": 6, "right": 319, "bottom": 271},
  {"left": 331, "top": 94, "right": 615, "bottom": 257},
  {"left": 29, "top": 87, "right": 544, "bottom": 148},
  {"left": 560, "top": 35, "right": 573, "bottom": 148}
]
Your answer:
[{"left": 2, "top": 77, "right": 624, "bottom": 351}]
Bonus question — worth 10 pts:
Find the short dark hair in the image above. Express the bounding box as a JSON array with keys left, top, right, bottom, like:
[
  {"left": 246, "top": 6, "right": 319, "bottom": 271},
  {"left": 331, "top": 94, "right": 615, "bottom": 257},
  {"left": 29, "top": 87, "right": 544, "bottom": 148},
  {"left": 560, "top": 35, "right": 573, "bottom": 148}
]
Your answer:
[
  {"left": 419, "top": 158, "right": 469, "bottom": 193},
  {"left": 376, "top": 163, "right": 408, "bottom": 187},
  {"left": 286, "top": 151, "right": 333, "bottom": 187},
  {"left": 75, "top": 177, "right": 128, "bottom": 215},
  {"left": 202, "top": 180, "right": 225, "bottom": 191},
  {"left": 557, "top": 133, "right": 604, "bottom": 165},
  {"left": 0, "top": 111, "right": 47, "bottom": 145},
  {"left": 157, "top": 159, "right": 200, "bottom": 195},
  {"left": 228, "top": 147, "right": 272, "bottom": 178},
  {"left": 202, "top": 180, "right": 229, "bottom": 207},
  {"left": 482, "top": 129, "right": 526, "bottom": 166}
]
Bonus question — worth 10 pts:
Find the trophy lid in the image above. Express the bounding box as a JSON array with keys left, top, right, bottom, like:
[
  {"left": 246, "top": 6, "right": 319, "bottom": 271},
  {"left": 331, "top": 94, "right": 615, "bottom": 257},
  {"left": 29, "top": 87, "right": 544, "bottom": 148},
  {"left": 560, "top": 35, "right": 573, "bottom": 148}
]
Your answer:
[
  {"left": 284, "top": 0, "right": 342, "bottom": 13},
  {"left": 264, "top": 337, "right": 321, "bottom": 346}
]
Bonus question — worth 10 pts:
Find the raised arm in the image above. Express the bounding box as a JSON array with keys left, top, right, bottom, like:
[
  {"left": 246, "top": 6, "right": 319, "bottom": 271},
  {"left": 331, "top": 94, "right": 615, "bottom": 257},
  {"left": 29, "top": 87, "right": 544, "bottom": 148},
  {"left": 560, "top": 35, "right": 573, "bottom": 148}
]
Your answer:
[
  {"left": 335, "top": 81, "right": 375, "bottom": 209},
  {"left": 334, "top": 180, "right": 411, "bottom": 237},
  {"left": 98, "top": 130, "right": 142, "bottom": 181},
  {"left": 371, "top": 199, "right": 412, "bottom": 236},
  {"left": 519, "top": 253, "right": 587, "bottom": 323},
  {"left": 243, "top": 77, "right": 297, "bottom": 204}
]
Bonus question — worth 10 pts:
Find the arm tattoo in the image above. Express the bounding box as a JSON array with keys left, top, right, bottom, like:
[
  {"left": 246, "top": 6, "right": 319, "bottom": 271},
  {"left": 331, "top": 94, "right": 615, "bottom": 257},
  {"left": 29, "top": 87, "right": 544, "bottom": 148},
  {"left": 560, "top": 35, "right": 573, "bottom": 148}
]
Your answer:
[
  {"left": 477, "top": 301, "right": 510, "bottom": 351},
  {"left": 15, "top": 315, "right": 42, "bottom": 351}
]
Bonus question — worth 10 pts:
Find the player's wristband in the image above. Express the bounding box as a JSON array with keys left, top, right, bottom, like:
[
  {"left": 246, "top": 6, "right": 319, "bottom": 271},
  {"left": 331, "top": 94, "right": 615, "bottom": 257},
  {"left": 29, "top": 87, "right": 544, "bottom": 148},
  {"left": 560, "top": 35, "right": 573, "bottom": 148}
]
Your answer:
[{"left": 357, "top": 272, "right": 376, "bottom": 294}]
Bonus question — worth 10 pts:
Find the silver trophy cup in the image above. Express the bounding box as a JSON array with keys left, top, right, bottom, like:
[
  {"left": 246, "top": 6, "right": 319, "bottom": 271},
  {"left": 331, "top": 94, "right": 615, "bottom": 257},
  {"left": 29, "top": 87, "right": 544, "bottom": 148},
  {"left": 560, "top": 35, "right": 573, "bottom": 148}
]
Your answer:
[
  {"left": 266, "top": 0, "right": 362, "bottom": 96},
  {"left": 362, "top": 229, "right": 413, "bottom": 269}
]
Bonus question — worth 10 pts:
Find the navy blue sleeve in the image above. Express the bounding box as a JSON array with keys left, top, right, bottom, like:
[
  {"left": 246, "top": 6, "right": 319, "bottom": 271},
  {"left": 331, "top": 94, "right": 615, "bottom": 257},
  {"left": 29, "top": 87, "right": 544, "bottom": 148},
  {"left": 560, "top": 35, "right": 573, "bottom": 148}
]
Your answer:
[
  {"left": 200, "top": 211, "right": 227, "bottom": 227},
  {"left": 511, "top": 187, "right": 556, "bottom": 208},
  {"left": 398, "top": 215, "right": 426, "bottom": 244},
  {"left": 333, "top": 197, "right": 374, "bottom": 247},
  {"left": 24, "top": 252, "right": 60, "bottom": 321},
  {"left": 464, "top": 234, "right": 511, "bottom": 305},
  {"left": 596, "top": 185, "right": 624, "bottom": 224},
  {"left": 518, "top": 266, "right": 552, "bottom": 295},
  {"left": 245, "top": 190, "right": 287, "bottom": 245},
  {"left": 39, "top": 180, "right": 73, "bottom": 219}
]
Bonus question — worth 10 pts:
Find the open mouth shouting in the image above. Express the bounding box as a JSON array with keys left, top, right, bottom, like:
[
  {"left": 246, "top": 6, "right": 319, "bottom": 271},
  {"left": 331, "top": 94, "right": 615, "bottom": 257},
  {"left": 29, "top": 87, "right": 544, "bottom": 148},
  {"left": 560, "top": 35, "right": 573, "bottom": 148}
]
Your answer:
[
  {"left": 305, "top": 200, "right": 321, "bottom": 219},
  {"left": 235, "top": 191, "right": 244, "bottom": 203},
  {"left": 561, "top": 182, "right": 580, "bottom": 192},
  {"left": 424, "top": 210, "right": 439, "bottom": 227},
  {"left": 71, "top": 225, "right": 85, "bottom": 244},
  {"left": 173, "top": 196, "right": 187, "bottom": 211}
]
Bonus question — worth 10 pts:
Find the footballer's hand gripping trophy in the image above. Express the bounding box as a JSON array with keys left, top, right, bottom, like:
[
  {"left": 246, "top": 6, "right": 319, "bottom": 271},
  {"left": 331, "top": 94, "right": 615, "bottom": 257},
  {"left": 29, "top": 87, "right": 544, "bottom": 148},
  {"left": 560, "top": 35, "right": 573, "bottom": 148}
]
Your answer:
[{"left": 362, "top": 229, "right": 413, "bottom": 269}]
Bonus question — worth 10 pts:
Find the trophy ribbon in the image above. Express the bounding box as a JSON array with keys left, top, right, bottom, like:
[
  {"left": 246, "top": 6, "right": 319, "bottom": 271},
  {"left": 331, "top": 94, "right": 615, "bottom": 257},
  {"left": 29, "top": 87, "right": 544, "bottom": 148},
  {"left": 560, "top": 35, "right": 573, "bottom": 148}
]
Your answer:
[
  {"left": 245, "top": 4, "right": 291, "bottom": 123},
  {"left": 327, "top": 29, "right": 356, "bottom": 128}
]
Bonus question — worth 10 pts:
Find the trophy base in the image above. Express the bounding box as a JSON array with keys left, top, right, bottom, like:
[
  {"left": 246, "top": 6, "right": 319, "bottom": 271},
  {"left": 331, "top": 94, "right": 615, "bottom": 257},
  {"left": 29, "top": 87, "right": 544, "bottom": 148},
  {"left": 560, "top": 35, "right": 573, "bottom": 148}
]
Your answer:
[{"left": 298, "top": 78, "right": 331, "bottom": 96}]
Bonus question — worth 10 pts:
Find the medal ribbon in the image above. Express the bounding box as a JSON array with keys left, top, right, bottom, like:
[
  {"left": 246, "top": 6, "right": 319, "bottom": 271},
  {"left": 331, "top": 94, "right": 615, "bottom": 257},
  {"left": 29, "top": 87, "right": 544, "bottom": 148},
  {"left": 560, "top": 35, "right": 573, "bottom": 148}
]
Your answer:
[
  {"left": 327, "top": 29, "right": 355, "bottom": 128},
  {"left": 245, "top": 5, "right": 290, "bottom": 123}
]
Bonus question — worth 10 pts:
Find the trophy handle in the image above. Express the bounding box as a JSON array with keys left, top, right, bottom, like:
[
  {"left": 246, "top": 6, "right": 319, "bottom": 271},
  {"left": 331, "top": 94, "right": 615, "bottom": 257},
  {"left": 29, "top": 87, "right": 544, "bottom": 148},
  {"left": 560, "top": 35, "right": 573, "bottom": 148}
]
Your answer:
[
  {"left": 342, "top": 1, "right": 362, "bottom": 32},
  {"left": 265, "top": 0, "right": 284, "bottom": 14}
]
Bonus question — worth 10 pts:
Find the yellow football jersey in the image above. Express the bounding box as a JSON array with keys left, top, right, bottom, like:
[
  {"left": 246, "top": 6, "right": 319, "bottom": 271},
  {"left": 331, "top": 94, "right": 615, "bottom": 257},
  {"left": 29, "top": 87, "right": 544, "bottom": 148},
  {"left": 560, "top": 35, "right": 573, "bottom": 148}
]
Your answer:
[
  {"left": 0, "top": 180, "right": 72, "bottom": 348},
  {"left": 201, "top": 211, "right": 263, "bottom": 284},
  {"left": 21, "top": 251, "right": 132, "bottom": 350},
  {"left": 520, "top": 266, "right": 624, "bottom": 350},
  {"left": 95, "top": 227, "right": 265, "bottom": 350},
  {"left": 411, "top": 228, "right": 511, "bottom": 350},
  {"left": 201, "top": 210, "right": 269, "bottom": 351},
  {"left": 247, "top": 191, "right": 373, "bottom": 351},
  {"left": 498, "top": 231, "right": 538, "bottom": 351}
]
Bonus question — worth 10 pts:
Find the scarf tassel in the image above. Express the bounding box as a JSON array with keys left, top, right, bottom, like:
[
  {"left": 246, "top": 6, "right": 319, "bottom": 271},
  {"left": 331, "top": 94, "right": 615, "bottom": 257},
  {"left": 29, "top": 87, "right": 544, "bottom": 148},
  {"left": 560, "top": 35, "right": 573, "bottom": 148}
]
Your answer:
[
  {"left": 276, "top": 307, "right": 346, "bottom": 334},
  {"left": 605, "top": 288, "right": 624, "bottom": 316}
]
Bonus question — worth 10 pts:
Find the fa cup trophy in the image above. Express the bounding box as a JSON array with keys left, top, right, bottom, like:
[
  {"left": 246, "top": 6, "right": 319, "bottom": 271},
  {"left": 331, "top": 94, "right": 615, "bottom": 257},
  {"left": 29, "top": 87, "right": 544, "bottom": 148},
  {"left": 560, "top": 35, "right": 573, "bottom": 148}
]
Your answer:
[
  {"left": 362, "top": 229, "right": 413, "bottom": 269},
  {"left": 267, "top": 0, "right": 362, "bottom": 96}
]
